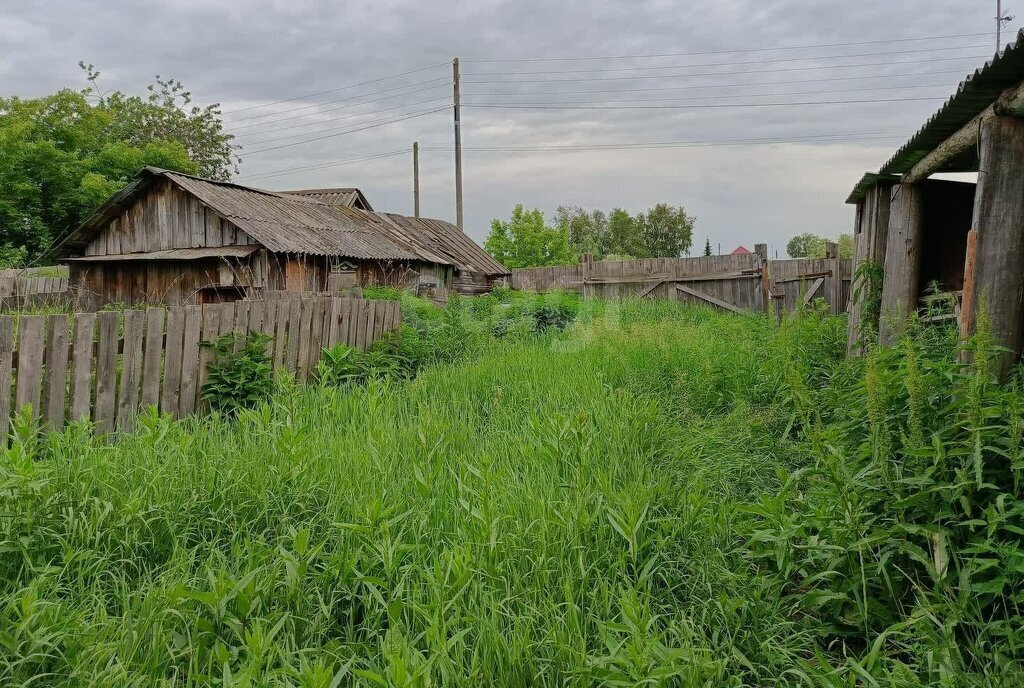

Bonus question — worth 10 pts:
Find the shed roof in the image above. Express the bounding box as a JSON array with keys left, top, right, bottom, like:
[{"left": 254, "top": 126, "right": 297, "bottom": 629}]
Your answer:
[
  {"left": 282, "top": 187, "right": 373, "bottom": 211},
  {"left": 847, "top": 29, "right": 1024, "bottom": 203},
  {"left": 58, "top": 168, "right": 508, "bottom": 275}
]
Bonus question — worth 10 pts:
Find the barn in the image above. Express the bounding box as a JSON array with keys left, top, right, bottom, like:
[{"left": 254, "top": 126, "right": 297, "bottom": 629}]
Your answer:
[
  {"left": 54, "top": 167, "right": 508, "bottom": 307},
  {"left": 846, "top": 29, "right": 1024, "bottom": 376}
]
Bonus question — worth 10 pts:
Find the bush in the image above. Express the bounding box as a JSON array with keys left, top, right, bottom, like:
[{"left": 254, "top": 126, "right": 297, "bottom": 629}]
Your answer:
[{"left": 200, "top": 331, "right": 275, "bottom": 415}]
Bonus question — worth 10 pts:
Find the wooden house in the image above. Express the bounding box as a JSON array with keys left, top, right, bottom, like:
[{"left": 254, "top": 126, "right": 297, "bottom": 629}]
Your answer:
[
  {"left": 54, "top": 167, "right": 508, "bottom": 307},
  {"left": 846, "top": 29, "right": 1024, "bottom": 376}
]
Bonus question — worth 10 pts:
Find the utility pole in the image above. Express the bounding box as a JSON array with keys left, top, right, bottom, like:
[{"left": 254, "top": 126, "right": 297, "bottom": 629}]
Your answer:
[
  {"left": 412, "top": 141, "right": 420, "bottom": 218},
  {"left": 453, "top": 57, "right": 464, "bottom": 232},
  {"left": 998, "top": 1, "right": 1015, "bottom": 50}
]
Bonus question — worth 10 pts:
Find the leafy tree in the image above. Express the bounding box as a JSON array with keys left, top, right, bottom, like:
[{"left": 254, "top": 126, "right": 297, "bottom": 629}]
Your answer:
[
  {"left": 787, "top": 232, "right": 854, "bottom": 259},
  {"left": 607, "top": 208, "right": 643, "bottom": 258},
  {"left": 556, "top": 205, "right": 609, "bottom": 259},
  {"left": 704, "top": 238, "right": 712, "bottom": 257},
  {"left": 0, "top": 63, "right": 236, "bottom": 261},
  {"left": 637, "top": 203, "right": 694, "bottom": 258},
  {"left": 786, "top": 232, "right": 821, "bottom": 258},
  {"left": 484, "top": 205, "right": 572, "bottom": 269}
]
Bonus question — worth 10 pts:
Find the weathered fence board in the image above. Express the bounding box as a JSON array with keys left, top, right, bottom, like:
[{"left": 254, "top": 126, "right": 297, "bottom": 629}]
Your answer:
[
  {"left": 511, "top": 253, "right": 853, "bottom": 315},
  {"left": 0, "top": 296, "right": 401, "bottom": 442}
]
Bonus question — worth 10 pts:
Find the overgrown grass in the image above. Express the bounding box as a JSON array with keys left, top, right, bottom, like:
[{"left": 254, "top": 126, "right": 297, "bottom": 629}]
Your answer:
[{"left": 1, "top": 297, "right": 1022, "bottom": 685}]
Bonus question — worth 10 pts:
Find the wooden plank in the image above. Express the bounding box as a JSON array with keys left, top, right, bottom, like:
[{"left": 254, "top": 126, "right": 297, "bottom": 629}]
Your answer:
[
  {"left": 93, "top": 311, "right": 119, "bottom": 434},
  {"left": 273, "top": 300, "right": 290, "bottom": 372},
  {"left": 284, "top": 298, "right": 302, "bottom": 374},
  {"left": 355, "top": 300, "right": 371, "bottom": 351},
  {"left": 373, "top": 299, "right": 387, "bottom": 343},
  {"left": 178, "top": 306, "right": 202, "bottom": 416},
  {"left": 69, "top": 313, "right": 96, "bottom": 423},
  {"left": 15, "top": 316, "right": 46, "bottom": 423},
  {"left": 295, "top": 298, "right": 315, "bottom": 381},
  {"left": 161, "top": 307, "right": 185, "bottom": 416},
  {"left": 801, "top": 277, "right": 826, "bottom": 306},
  {"left": 0, "top": 317, "right": 13, "bottom": 443},
  {"left": 116, "top": 309, "right": 146, "bottom": 431},
  {"left": 42, "top": 314, "right": 70, "bottom": 429},
  {"left": 675, "top": 284, "right": 747, "bottom": 315},
  {"left": 247, "top": 300, "right": 265, "bottom": 337},
  {"left": 326, "top": 297, "right": 342, "bottom": 347},
  {"left": 637, "top": 280, "right": 665, "bottom": 298},
  {"left": 141, "top": 307, "right": 165, "bottom": 410},
  {"left": 194, "top": 305, "right": 221, "bottom": 411},
  {"left": 307, "top": 298, "right": 327, "bottom": 373}
]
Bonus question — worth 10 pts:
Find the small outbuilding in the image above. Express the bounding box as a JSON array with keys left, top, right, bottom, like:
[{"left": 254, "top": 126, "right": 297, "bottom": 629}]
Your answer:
[
  {"left": 846, "top": 30, "right": 1024, "bottom": 376},
  {"left": 54, "top": 167, "right": 508, "bottom": 307}
]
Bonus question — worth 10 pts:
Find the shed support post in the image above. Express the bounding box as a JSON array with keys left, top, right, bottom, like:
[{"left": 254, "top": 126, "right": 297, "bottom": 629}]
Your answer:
[
  {"left": 847, "top": 180, "right": 894, "bottom": 354},
  {"left": 879, "top": 182, "right": 924, "bottom": 346},
  {"left": 961, "top": 116, "right": 1024, "bottom": 377}
]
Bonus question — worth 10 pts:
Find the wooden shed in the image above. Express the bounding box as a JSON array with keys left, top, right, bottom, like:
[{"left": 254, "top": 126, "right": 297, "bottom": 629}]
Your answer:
[
  {"left": 846, "top": 29, "right": 1024, "bottom": 376},
  {"left": 55, "top": 167, "right": 508, "bottom": 307}
]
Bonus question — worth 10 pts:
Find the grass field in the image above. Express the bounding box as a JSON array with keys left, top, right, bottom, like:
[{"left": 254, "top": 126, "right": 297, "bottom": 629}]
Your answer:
[{"left": 2, "top": 295, "right": 1022, "bottom": 686}]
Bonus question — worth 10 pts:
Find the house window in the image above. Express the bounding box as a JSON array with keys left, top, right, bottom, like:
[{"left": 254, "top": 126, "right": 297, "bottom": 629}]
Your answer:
[{"left": 199, "top": 286, "right": 245, "bottom": 304}]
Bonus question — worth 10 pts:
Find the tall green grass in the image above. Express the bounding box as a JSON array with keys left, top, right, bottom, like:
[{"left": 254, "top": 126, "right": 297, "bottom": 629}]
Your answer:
[{"left": 0, "top": 297, "right": 1020, "bottom": 685}]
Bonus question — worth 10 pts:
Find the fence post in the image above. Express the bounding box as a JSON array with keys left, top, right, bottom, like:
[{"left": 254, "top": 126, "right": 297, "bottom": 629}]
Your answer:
[
  {"left": 580, "top": 253, "right": 593, "bottom": 298},
  {"left": 754, "top": 244, "right": 769, "bottom": 314},
  {"left": 825, "top": 241, "right": 840, "bottom": 315}
]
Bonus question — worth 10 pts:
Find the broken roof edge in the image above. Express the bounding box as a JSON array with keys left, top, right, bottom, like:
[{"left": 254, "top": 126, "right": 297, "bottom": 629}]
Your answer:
[{"left": 845, "top": 172, "right": 901, "bottom": 205}]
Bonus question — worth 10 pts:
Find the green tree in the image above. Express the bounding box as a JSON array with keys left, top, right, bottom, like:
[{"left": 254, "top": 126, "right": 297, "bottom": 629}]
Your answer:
[
  {"left": 704, "top": 238, "right": 712, "bottom": 256},
  {"left": 637, "top": 203, "right": 694, "bottom": 258},
  {"left": 556, "top": 205, "right": 609, "bottom": 259},
  {"left": 0, "top": 63, "right": 236, "bottom": 261},
  {"left": 484, "top": 205, "right": 573, "bottom": 269},
  {"left": 607, "top": 208, "right": 643, "bottom": 257},
  {"left": 786, "top": 232, "right": 821, "bottom": 258}
]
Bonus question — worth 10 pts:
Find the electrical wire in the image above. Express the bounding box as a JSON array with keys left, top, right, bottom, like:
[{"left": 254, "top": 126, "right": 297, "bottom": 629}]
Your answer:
[
  {"left": 463, "top": 96, "right": 941, "bottom": 111},
  {"left": 243, "top": 107, "right": 448, "bottom": 156},
  {"left": 238, "top": 149, "right": 410, "bottom": 182},
  {"left": 463, "top": 43, "right": 988, "bottom": 77},
  {"left": 235, "top": 97, "right": 451, "bottom": 145},
  {"left": 222, "top": 62, "right": 449, "bottom": 116},
  {"left": 462, "top": 54, "right": 989, "bottom": 84},
  {"left": 462, "top": 32, "right": 993, "bottom": 63}
]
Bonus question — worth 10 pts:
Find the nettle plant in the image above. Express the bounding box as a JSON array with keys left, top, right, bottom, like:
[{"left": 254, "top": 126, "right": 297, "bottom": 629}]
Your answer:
[{"left": 200, "top": 331, "right": 275, "bottom": 416}]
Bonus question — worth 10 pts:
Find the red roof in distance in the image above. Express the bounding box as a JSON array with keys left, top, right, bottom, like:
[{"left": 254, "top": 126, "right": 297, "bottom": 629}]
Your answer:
[{"left": 730, "top": 245, "right": 752, "bottom": 255}]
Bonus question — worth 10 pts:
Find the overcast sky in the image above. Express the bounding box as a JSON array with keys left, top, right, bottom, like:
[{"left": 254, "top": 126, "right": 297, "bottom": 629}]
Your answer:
[{"left": 0, "top": 1, "right": 1012, "bottom": 256}]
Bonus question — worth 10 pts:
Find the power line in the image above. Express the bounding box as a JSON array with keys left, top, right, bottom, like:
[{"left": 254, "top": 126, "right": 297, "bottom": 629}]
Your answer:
[
  {"left": 238, "top": 149, "right": 409, "bottom": 182},
  {"left": 244, "top": 107, "right": 449, "bottom": 156},
  {"left": 462, "top": 32, "right": 993, "bottom": 63},
  {"left": 464, "top": 96, "right": 942, "bottom": 111},
  {"left": 222, "top": 62, "right": 449, "bottom": 116},
  {"left": 462, "top": 54, "right": 989, "bottom": 84},
  {"left": 225, "top": 77, "right": 450, "bottom": 128},
  {"left": 463, "top": 68, "right": 972, "bottom": 97},
  {"left": 235, "top": 97, "right": 451, "bottom": 145},
  {"left": 418, "top": 131, "right": 906, "bottom": 151},
  {"left": 463, "top": 43, "right": 988, "bottom": 77},
  {"left": 464, "top": 83, "right": 951, "bottom": 106}
]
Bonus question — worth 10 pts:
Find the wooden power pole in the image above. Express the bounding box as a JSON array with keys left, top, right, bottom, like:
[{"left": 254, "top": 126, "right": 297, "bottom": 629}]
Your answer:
[
  {"left": 453, "top": 57, "right": 464, "bottom": 232},
  {"left": 412, "top": 141, "right": 420, "bottom": 218}
]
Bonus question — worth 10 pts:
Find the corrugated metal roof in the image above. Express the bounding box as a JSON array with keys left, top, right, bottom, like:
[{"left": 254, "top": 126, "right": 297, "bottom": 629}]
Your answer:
[
  {"left": 63, "top": 246, "right": 260, "bottom": 262},
  {"left": 847, "top": 29, "right": 1024, "bottom": 202},
  {"left": 845, "top": 172, "right": 901, "bottom": 204},
  {"left": 283, "top": 187, "right": 373, "bottom": 211},
  {"left": 57, "top": 168, "right": 509, "bottom": 275}
]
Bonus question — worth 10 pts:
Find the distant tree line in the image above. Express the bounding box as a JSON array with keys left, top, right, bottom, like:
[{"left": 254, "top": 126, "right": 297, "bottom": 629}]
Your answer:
[
  {"left": 0, "top": 63, "right": 236, "bottom": 266},
  {"left": 786, "top": 232, "right": 854, "bottom": 259},
  {"left": 485, "top": 202, "right": 695, "bottom": 269}
]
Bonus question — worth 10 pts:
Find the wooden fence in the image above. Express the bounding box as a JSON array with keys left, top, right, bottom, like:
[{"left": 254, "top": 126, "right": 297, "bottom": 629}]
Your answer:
[
  {"left": 511, "top": 250, "right": 852, "bottom": 316},
  {"left": 0, "top": 296, "right": 400, "bottom": 440}
]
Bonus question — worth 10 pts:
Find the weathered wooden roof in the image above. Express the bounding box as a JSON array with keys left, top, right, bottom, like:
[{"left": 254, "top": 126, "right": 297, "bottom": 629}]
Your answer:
[
  {"left": 847, "top": 29, "right": 1024, "bottom": 203},
  {"left": 64, "top": 246, "right": 260, "bottom": 262},
  {"left": 59, "top": 168, "right": 508, "bottom": 275},
  {"left": 282, "top": 187, "right": 374, "bottom": 211}
]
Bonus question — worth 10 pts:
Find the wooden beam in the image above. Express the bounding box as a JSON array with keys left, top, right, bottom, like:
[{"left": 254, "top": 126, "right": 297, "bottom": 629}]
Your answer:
[
  {"left": 880, "top": 182, "right": 924, "bottom": 345},
  {"left": 801, "top": 277, "right": 825, "bottom": 305},
  {"left": 637, "top": 280, "right": 665, "bottom": 298},
  {"left": 962, "top": 116, "right": 1024, "bottom": 377},
  {"left": 675, "top": 284, "right": 747, "bottom": 314},
  {"left": 903, "top": 81, "right": 1024, "bottom": 183}
]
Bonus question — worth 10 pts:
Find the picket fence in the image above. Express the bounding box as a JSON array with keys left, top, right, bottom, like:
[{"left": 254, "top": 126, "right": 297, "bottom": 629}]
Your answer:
[{"left": 0, "top": 296, "right": 401, "bottom": 440}]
